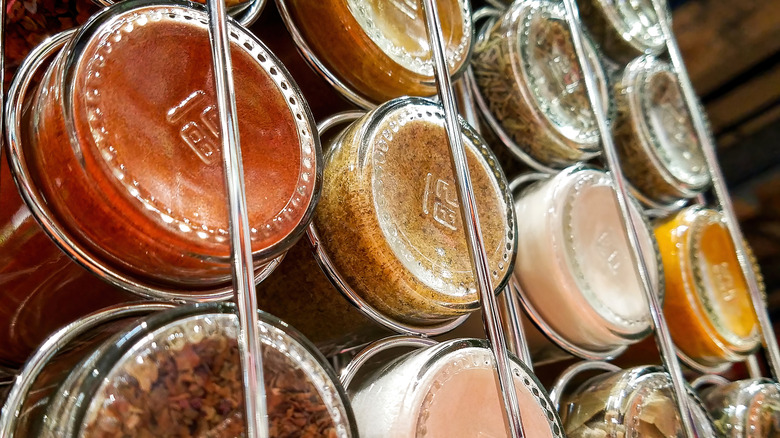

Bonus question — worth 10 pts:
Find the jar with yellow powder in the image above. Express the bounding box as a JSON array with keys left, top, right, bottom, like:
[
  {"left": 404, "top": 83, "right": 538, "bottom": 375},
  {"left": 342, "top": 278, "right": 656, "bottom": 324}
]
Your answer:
[{"left": 655, "top": 206, "right": 762, "bottom": 371}]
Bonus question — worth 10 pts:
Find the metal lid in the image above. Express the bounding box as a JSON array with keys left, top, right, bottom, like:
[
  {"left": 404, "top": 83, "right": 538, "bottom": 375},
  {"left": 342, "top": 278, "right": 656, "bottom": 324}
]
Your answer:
[
  {"left": 23, "top": 2, "right": 320, "bottom": 291},
  {"left": 44, "top": 304, "right": 355, "bottom": 437},
  {"left": 513, "top": 167, "right": 658, "bottom": 353},
  {"left": 516, "top": 0, "right": 610, "bottom": 151},
  {"left": 595, "top": 0, "right": 665, "bottom": 54},
  {"left": 687, "top": 208, "right": 761, "bottom": 353},
  {"left": 314, "top": 97, "right": 516, "bottom": 324},
  {"left": 346, "top": 0, "right": 471, "bottom": 77},
  {"left": 626, "top": 56, "right": 710, "bottom": 192}
]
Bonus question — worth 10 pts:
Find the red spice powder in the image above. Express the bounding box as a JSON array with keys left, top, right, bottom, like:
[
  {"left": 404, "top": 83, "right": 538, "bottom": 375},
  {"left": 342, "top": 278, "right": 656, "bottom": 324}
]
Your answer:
[{"left": 28, "top": 8, "right": 311, "bottom": 287}]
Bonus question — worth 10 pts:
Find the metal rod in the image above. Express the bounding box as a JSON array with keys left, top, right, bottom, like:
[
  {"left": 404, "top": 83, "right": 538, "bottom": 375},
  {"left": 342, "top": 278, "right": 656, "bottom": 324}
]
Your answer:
[
  {"left": 649, "top": 0, "right": 780, "bottom": 381},
  {"left": 499, "top": 285, "right": 533, "bottom": 369},
  {"left": 421, "top": 1, "right": 525, "bottom": 436},
  {"left": 562, "top": 1, "right": 697, "bottom": 436},
  {"left": 205, "top": 1, "right": 269, "bottom": 437},
  {"left": 747, "top": 354, "right": 763, "bottom": 379}
]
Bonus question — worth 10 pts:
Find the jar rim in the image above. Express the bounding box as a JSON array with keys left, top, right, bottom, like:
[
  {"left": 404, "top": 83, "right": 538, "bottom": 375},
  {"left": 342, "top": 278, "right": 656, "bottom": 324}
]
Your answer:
[
  {"left": 591, "top": 0, "right": 666, "bottom": 54},
  {"left": 681, "top": 206, "right": 761, "bottom": 355},
  {"left": 508, "top": 0, "right": 611, "bottom": 151},
  {"left": 315, "top": 97, "right": 516, "bottom": 321},
  {"left": 624, "top": 56, "right": 710, "bottom": 194}
]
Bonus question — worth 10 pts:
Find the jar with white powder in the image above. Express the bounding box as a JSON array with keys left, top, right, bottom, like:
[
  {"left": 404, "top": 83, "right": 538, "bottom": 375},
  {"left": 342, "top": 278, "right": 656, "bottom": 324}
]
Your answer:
[
  {"left": 511, "top": 167, "right": 663, "bottom": 363},
  {"left": 345, "top": 338, "right": 564, "bottom": 438}
]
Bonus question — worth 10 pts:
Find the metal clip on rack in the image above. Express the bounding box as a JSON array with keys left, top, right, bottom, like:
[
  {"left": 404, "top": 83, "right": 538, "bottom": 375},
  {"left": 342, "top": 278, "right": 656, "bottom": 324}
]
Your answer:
[
  {"left": 205, "top": 0, "right": 269, "bottom": 436},
  {"left": 420, "top": 0, "right": 525, "bottom": 436},
  {"left": 561, "top": 0, "right": 698, "bottom": 436},
  {"left": 648, "top": 0, "right": 780, "bottom": 382}
]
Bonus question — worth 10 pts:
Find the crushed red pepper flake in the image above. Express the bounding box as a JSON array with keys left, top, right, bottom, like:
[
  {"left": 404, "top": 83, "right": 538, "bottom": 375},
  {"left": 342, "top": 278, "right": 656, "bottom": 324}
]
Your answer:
[{"left": 82, "top": 335, "right": 339, "bottom": 438}]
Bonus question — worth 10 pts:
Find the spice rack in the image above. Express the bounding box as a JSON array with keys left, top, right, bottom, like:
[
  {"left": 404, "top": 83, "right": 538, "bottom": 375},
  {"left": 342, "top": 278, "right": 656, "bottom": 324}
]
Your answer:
[{"left": 0, "top": 0, "right": 776, "bottom": 436}]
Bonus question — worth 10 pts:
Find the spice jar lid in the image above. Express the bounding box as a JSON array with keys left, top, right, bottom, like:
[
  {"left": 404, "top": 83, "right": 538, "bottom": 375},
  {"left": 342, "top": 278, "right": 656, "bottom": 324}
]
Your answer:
[
  {"left": 349, "top": 339, "right": 564, "bottom": 437},
  {"left": 563, "top": 366, "right": 711, "bottom": 437},
  {"left": 517, "top": 0, "right": 610, "bottom": 151},
  {"left": 514, "top": 167, "right": 659, "bottom": 352},
  {"left": 314, "top": 97, "right": 515, "bottom": 325},
  {"left": 33, "top": 2, "right": 320, "bottom": 288},
  {"left": 702, "top": 379, "right": 780, "bottom": 437},
  {"left": 278, "top": 0, "right": 472, "bottom": 105},
  {"left": 625, "top": 56, "right": 709, "bottom": 192},
  {"left": 686, "top": 208, "right": 761, "bottom": 353},
  {"left": 44, "top": 303, "right": 355, "bottom": 437},
  {"left": 593, "top": 0, "right": 665, "bottom": 55}
]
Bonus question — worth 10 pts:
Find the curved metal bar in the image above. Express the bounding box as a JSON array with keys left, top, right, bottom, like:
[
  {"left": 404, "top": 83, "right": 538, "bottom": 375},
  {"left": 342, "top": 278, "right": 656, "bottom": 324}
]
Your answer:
[
  {"left": 339, "top": 335, "right": 438, "bottom": 388},
  {"left": 274, "top": 0, "right": 376, "bottom": 110},
  {"left": 316, "top": 111, "right": 365, "bottom": 136},
  {"left": 0, "top": 303, "right": 175, "bottom": 437},
  {"left": 510, "top": 278, "right": 627, "bottom": 361},
  {"left": 206, "top": 0, "right": 268, "bottom": 434},
  {"left": 549, "top": 360, "right": 621, "bottom": 408},
  {"left": 690, "top": 374, "right": 730, "bottom": 391},
  {"left": 508, "top": 172, "right": 551, "bottom": 194},
  {"left": 306, "top": 224, "right": 469, "bottom": 336},
  {"left": 482, "top": 0, "right": 509, "bottom": 12},
  {"left": 650, "top": 0, "right": 780, "bottom": 382},
  {"left": 421, "top": 1, "right": 524, "bottom": 436},
  {"left": 562, "top": 0, "right": 698, "bottom": 436},
  {"left": 471, "top": 6, "right": 503, "bottom": 24},
  {"left": 90, "top": 0, "right": 266, "bottom": 26},
  {"left": 676, "top": 346, "right": 733, "bottom": 376}
]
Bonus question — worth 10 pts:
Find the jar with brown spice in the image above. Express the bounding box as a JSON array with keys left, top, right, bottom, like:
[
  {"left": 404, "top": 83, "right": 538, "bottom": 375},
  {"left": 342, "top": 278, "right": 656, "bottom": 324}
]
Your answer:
[
  {"left": 255, "top": 97, "right": 517, "bottom": 355},
  {"left": 2, "top": 303, "right": 357, "bottom": 438},
  {"left": 655, "top": 206, "right": 761, "bottom": 372},
  {"left": 2, "top": 0, "right": 320, "bottom": 366},
  {"left": 613, "top": 56, "right": 710, "bottom": 206},
  {"left": 577, "top": 0, "right": 666, "bottom": 63},
  {"left": 275, "top": 0, "right": 472, "bottom": 106},
  {"left": 472, "top": 0, "right": 611, "bottom": 169}
]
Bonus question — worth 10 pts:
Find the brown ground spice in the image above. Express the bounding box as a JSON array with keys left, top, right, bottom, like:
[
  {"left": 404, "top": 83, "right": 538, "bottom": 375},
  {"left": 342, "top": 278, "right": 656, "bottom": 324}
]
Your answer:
[
  {"left": 82, "top": 335, "right": 338, "bottom": 437},
  {"left": 314, "top": 115, "right": 511, "bottom": 325},
  {"left": 472, "top": 11, "right": 597, "bottom": 168}
]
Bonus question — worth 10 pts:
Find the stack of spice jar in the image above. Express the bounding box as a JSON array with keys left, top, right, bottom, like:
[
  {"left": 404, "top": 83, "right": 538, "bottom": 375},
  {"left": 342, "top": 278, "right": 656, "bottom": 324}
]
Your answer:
[{"left": 1, "top": 0, "right": 777, "bottom": 436}]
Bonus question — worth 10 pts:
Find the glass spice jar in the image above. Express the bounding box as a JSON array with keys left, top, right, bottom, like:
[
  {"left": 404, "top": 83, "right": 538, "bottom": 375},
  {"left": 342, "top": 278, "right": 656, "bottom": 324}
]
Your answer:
[
  {"left": 577, "top": 0, "right": 666, "bottom": 64},
  {"left": 472, "top": 0, "right": 611, "bottom": 169},
  {"left": 11, "top": 303, "right": 357, "bottom": 438},
  {"left": 1, "top": 0, "right": 321, "bottom": 365},
  {"left": 559, "top": 366, "right": 716, "bottom": 438},
  {"left": 346, "top": 338, "right": 564, "bottom": 438},
  {"left": 276, "top": 0, "right": 472, "bottom": 106},
  {"left": 699, "top": 379, "right": 780, "bottom": 438},
  {"left": 655, "top": 206, "right": 761, "bottom": 371},
  {"left": 512, "top": 167, "right": 662, "bottom": 363},
  {"left": 613, "top": 56, "right": 710, "bottom": 205},
  {"left": 255, "top": 97, "right": 517, "bottom": 355}
]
